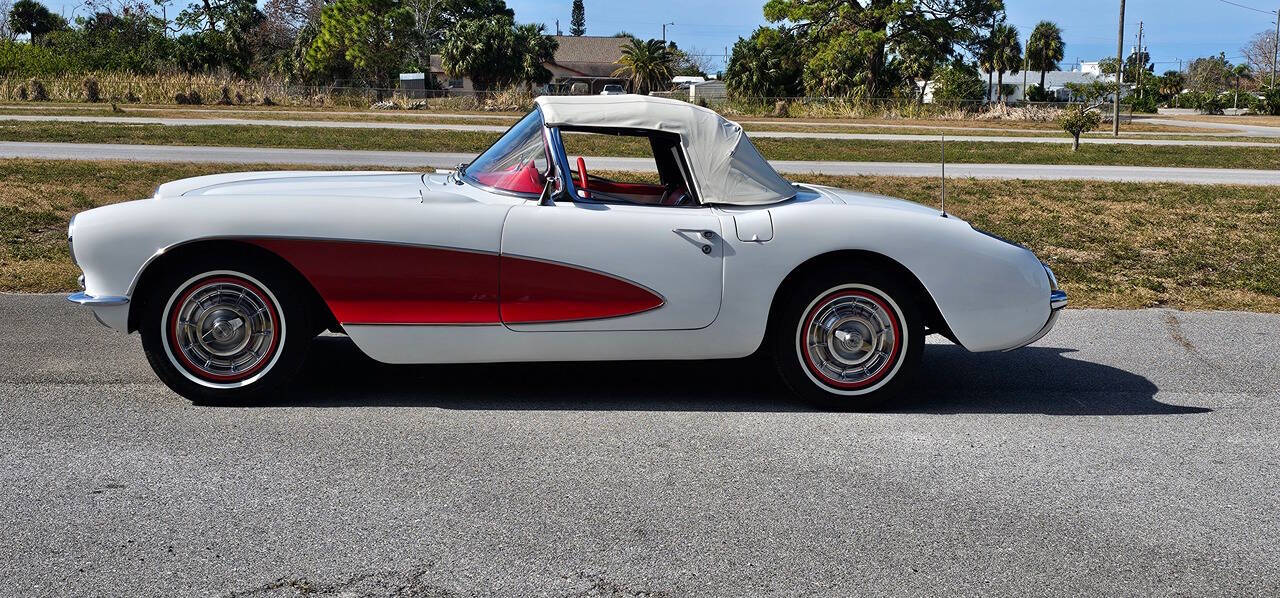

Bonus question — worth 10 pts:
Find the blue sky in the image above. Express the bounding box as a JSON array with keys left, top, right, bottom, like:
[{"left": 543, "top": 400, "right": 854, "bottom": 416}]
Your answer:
[
  {"left": 42, "top": 0, "right": 1278, "bottom": 73},
  {"left": 510, "top": 0, "right": 1277, "bottom": 72}
]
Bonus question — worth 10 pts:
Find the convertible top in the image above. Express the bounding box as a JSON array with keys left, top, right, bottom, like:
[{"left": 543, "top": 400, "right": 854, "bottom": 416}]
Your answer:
[{"left": 534, "top": 95, "right": 796, "bottom": 206}]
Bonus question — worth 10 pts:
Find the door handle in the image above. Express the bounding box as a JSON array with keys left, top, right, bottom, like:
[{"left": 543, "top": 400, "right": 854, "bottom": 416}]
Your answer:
[
  {"left": 672, "top": 228, "right": 716, "bottom": 239},
  {"left": 672, "top": 228, "right": 716, "bottom": 254}
]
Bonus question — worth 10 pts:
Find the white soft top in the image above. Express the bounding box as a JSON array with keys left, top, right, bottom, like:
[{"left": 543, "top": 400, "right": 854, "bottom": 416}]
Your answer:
[{"left": 534, "top": 95, "right": 796, "bottom": 206}]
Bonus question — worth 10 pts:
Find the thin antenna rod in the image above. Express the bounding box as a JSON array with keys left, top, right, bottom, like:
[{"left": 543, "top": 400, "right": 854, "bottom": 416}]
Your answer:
[{"left": 940, "top": 133, "right": 948, "bottom": 218}]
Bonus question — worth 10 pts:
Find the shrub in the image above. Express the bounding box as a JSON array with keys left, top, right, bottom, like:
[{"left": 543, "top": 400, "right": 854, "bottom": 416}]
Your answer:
[
  {"left": 82, "top": 77, "right": 102, "bottom": 103},
  {"left": 1259, "top": 87, "right": 1280, "bottom": 116},
  {"left": 1199, "top": 93, "right": 1226, "bottom": 115},
  {"left": 1059, "top": 104, "right": 1101, "bottom": 151},
  {"left": 27, "top": 78, "right": 49, "bottom": 101},
  {"left": 1025, "top": 84, "right": 1055, "bottom": 103},
  {"left": 174, "top": 89, "right": 204, "bottom": 105},
  {"left": 1129, "top": 94, "right": 1158, "bottom": 114}
]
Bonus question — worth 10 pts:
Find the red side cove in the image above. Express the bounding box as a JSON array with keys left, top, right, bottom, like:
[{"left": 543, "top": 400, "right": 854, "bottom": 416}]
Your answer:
[
  {"left": 499, "top": 256, "right": 663, "bottom": 323},
  {"left": 248, "top": 239, "right": 662, "bottom": 325}
]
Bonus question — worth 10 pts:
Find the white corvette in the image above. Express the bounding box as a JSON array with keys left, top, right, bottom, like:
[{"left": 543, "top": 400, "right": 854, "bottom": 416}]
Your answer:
[{"left": 66, "top": 95, "right": 1065, "bottom": 409}]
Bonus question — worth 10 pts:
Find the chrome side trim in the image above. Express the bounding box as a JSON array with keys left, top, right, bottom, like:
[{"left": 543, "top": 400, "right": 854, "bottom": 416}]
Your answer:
[
  {"left": 1050, "top": 290, "right": 1068, "bottom": 311},
  {"left": 67, "top": 292, "right": 130, "bottom": 306}
]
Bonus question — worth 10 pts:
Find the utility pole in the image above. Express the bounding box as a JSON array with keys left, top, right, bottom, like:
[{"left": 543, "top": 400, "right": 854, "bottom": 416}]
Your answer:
[
  {"left": 1135, "top": 21, "right": 1144, "bottom": 98},
  {"left": 1272, "top": 8, "right": 1279, "bottom": 88},
  {"left": 662, "top": 22, "right": 674, "bottom": 44},
  {"left": 1113, "top": 0, "right": 1126, "bottom": 137}
]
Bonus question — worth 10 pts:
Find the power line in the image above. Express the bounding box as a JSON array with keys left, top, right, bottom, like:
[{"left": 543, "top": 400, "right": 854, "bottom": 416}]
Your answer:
[{"left": 1213, "top": 0, "right": 1278, "bottom": 15}]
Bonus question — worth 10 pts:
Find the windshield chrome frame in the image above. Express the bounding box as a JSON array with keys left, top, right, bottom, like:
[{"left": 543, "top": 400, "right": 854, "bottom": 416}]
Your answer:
[
  {"left": 459, "top": 107, "right": 555, "bottom": 199},
  {"left": 546, "top": 125, "right": 577, "bottom": 202}
]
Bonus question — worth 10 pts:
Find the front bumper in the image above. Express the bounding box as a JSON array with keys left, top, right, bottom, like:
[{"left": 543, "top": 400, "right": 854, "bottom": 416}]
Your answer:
[
  {"left": 67, "top": 275, "right": 129, "bottom": 306},
  {"left": 1005, "top": 264, "right": 1067, "bottom": 351},
  {"left": 67, "top": 292, "right": 130, "bottom": 306}
]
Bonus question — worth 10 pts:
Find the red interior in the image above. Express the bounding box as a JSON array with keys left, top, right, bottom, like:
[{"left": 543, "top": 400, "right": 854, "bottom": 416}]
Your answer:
[{"left": 470, "top": 161, "right": 545, "bottom": 194}]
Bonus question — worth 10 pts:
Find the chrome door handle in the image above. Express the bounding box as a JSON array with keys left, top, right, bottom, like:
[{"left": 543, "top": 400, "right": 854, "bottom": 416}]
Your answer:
[
  {"left": 672, "top": 228, "right": 716, "bottom": 240},
  {"left": 672, "top": 228, "right": 716, "bottom": 254}
]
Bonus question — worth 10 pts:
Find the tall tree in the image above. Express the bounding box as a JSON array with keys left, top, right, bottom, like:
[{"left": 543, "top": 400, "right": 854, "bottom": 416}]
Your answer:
[
  {"left": 724, "top": 26, "right": 804, "bottom": 98},
  {"left": 989, "top": 22, "right": 1020, "bottom": 104},
  {"left": 976, "top": 31, "right": 995, "bottom": 101},
  {"left": 515, "top": 22, "right": 558, "bottom": 89},
  {"left": 1123, "top": 47, "right": 1152, "bottom": 84},
  {"left": 569, "top": 0, "right": 584, "bottom": 36},
  {"left": 1187, "top": 53, "right": 1232, "bottom": 93},
  {"left": 1242, "top": 28, "right": 1276, "bottom": 84},
  {"left": 612, "top": 37, "right": 673, "bottom": 94},
  {"left": 440, "top": 15, "right": 558, "bottom": 91},
  {"left": 762, "top": 0, "right": 1003, "bottom": 99},
  {"left": 1157, "top": 70, "right": 1185, "bottom": 98},
  {"left": 174, "top": 0, "right": 264, "bottom": 76},
  {"left": 306, "top": 0, "right": 414, "bottom": 93},
  {"left": 895, "top": 30, "right": 947, "bottom": 103},
  {"left": 1026, "top": 20, "right": 1063, "bottom": 91},
  {"left": 0, "top": 0, "right": 15, "bottom": 41},
  {"left": 404, "top": 0, "right": 512, "bottom": 70},
  {"left": 9, "top": 0, "right": 67, "bottom": 43}
]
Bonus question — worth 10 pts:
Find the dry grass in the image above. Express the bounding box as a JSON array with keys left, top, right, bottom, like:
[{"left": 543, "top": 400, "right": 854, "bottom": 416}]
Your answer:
[{"left": 3, "top": 159, "right": 1276, "bottom": 313}]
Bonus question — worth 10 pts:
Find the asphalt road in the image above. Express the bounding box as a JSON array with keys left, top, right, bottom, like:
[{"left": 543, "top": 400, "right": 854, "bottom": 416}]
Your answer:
[
  {"left": 2, "top": 294, "right": 1278, "bottom": 596},
  {"left": 6, "top": 141, "right": 1280, "bottom": 185},
  {"left": 6, "top": 114, "right": 1279, "bottom": 147}
]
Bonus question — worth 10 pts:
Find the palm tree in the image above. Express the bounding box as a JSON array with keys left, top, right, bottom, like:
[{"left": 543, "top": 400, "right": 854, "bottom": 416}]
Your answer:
[
  {"left": 990, "top": 23, "right": 1022, "bottom": 104},
  {"left": 977, "top": 38, "right": 996, "bottom": 103},
  {"left": 1232, "top": 63, "right": 1254, "bottom": 109},
  {"left": 1026, "top": 21, "right": 1065, "bottom": 94},
  {"left": 612, "top": 38, "right": 674, "bottom": 95}
]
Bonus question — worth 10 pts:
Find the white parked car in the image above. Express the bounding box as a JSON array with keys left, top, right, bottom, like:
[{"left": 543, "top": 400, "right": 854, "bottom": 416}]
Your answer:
[
  {"left": 66, "top": 95, "right": 1065, "bottom": 409},
  {"left": 599, "top": 84, "right": 625, "bottom": 95}
]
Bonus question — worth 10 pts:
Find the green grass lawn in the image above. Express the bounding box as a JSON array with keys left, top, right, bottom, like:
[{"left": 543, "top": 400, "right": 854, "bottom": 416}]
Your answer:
[
  {"left": 3, "top": 159, "right": 1276, "bottom": 313},
  {"left": 3, "top": 121, "right": 1280, "bottom": 170}
]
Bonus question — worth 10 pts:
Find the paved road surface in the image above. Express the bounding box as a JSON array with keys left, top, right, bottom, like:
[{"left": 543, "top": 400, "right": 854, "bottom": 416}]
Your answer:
[
  {"left": 5, "top": 141, "right": 1280, "bottom": 185},
  {"left": 1, "top": 295, "right": 1278, "bottom": 596},
  {"left": 7, "top": 113, "right": 1279, "bottom": 147},
  {"left": 1141, "top": 117, "right": 1280, "bottom": 138}
]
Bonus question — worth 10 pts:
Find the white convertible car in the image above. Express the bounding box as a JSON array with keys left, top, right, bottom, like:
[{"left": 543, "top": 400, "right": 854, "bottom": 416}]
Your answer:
[{"left": 66, "top": 95, "right": 1065, "bottom": 408}]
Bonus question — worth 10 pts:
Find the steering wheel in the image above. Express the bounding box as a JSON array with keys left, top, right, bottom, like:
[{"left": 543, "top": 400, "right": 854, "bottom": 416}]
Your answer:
[{"left": 576, "top": 157, "right": 589, "bottom": 197}]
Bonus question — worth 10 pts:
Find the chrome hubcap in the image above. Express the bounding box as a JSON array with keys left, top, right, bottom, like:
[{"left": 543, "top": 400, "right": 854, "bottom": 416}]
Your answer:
[
  {"left": 803, "top": 292, "right": 898, "bottom": 388},
  {"left": 171, "top": 279, "right": 276, "bottom": 380}
]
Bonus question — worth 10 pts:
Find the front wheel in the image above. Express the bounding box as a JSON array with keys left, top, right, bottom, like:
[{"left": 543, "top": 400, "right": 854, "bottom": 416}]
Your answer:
[
  {"left": 772, "top": 269, "right": 923, "bottom": 410},
  {"left": 140, "top": 259, "right": 312, "bottom": 405}
]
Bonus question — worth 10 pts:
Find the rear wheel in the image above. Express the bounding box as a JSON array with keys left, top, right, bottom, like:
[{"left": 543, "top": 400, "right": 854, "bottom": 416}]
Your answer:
[
  {"left": 772, "top": 268, "right": 923, "bottom": 410},
  {"left": 140, "top": 258, "right": 312, "bottom": 404}
]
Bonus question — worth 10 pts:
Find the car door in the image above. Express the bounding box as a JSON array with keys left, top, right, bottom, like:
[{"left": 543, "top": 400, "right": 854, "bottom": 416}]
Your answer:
[{"left": 500, "top": 200, "right": 724, "bottom": 331}]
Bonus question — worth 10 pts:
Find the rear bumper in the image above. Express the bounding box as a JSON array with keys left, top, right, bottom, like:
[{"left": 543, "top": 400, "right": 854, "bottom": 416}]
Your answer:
[{"left": 1004, "top": 264, "right": 1067, "bottom": 351}]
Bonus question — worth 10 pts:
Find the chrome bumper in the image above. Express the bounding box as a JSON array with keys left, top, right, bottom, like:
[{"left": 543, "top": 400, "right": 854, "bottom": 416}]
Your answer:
[
  {"left": 67, "top": 292, "right": 129, "bottom": 306},
  {"left": 1005, "top": 264, "right": 1067, "bottom": 351}
]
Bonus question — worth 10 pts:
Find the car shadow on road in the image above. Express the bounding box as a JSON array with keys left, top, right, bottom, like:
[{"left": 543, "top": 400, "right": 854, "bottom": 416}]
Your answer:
[{"left": 266, "top": 336, "right": 1209, "bottom": 416}]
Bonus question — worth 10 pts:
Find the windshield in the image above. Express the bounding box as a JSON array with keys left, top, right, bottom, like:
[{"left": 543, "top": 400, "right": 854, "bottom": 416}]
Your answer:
[{"left": 463, "top": 110, "right": 548, "bottom": 195}]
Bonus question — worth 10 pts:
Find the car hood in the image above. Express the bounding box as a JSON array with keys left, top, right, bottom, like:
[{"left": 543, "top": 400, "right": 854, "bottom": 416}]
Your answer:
[
  {"left": 804, "top": 184, "right": 954, "bottom": 218},
  {"left": 153, "top": 171, "right": 427, "bottom": 199}
]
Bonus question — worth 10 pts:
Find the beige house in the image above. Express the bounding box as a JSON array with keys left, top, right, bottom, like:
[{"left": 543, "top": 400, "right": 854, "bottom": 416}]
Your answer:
[{"left": 426, "top": 35, "right": 630, "bottom": 95}]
